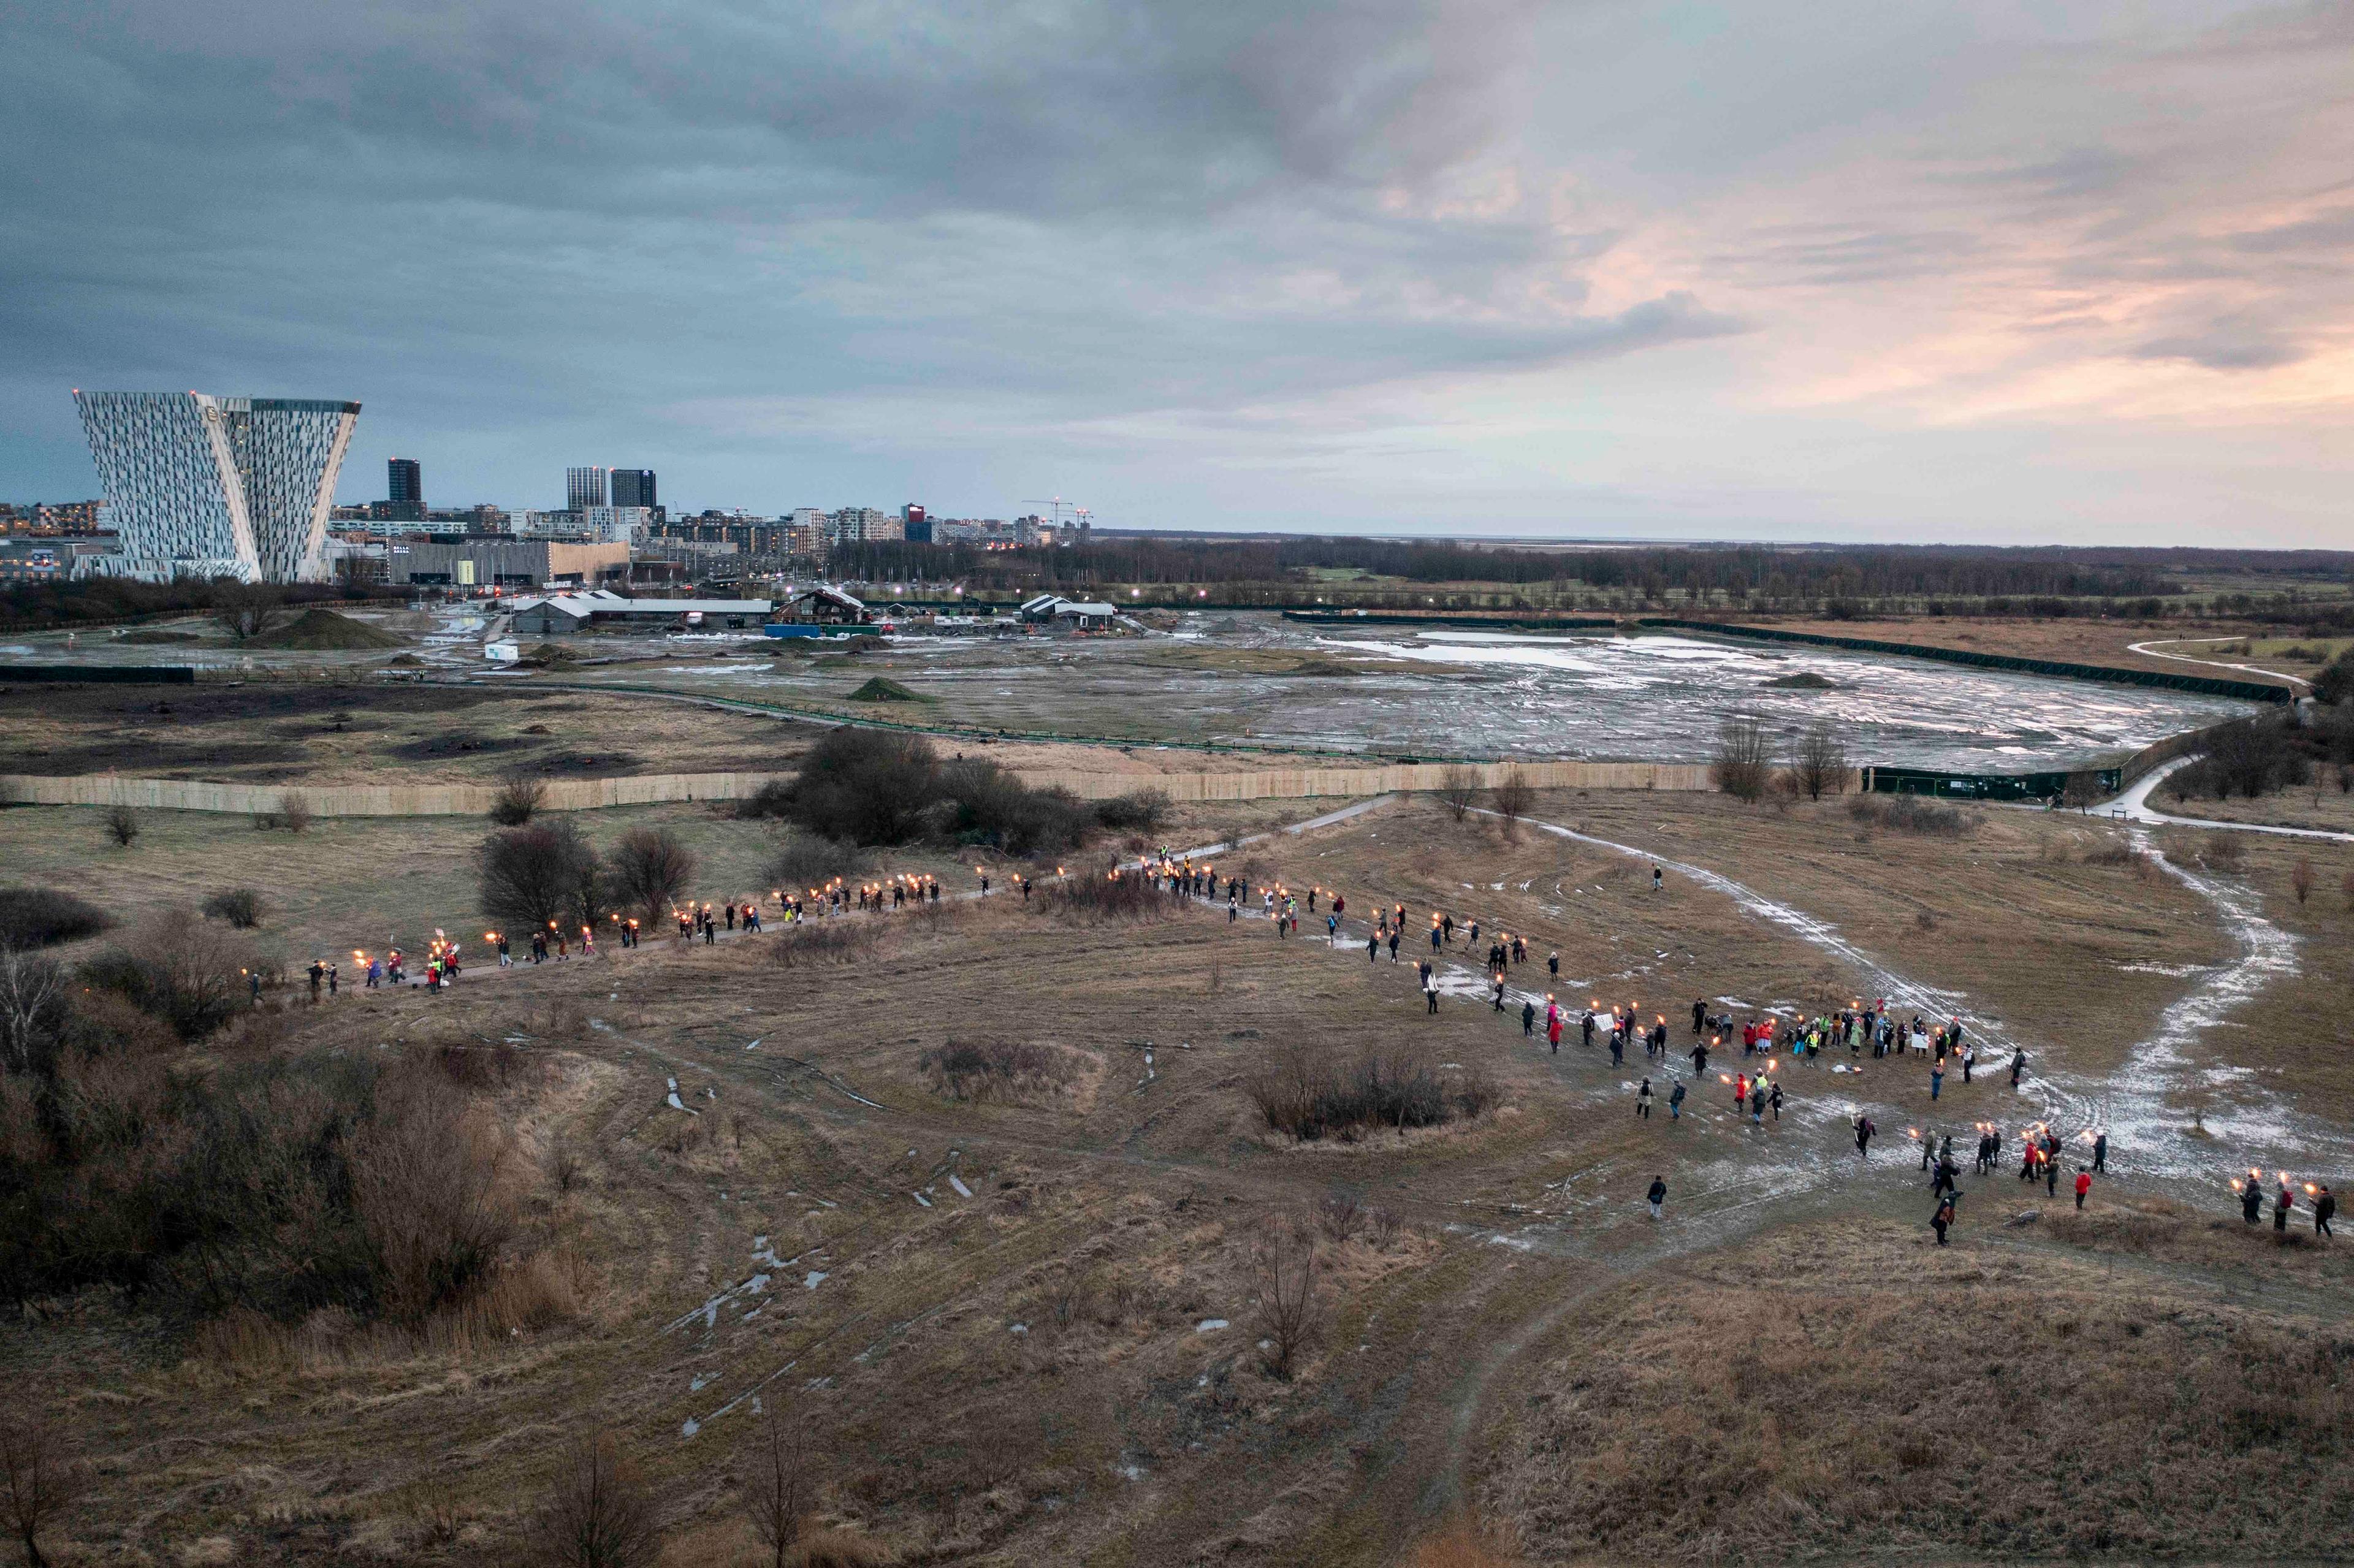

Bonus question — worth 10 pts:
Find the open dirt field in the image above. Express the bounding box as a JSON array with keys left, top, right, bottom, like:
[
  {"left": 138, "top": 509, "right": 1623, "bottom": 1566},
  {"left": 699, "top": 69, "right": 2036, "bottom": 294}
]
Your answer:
[
  {"left": 6, "top": 787, "right": 2351, "bottom": 1565},
  {"left": 1762, "top": 616, "right": 2315, "bottom": 689},
  {"left": 0, "top": 680, "right": 1314, "bottom": 789}
]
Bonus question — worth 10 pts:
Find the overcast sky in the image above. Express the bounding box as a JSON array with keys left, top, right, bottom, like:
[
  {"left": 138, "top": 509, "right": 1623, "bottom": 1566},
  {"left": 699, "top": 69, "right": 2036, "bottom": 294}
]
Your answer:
[{"left": 3, "top": 1, "right": 2350, "bottom": 542}]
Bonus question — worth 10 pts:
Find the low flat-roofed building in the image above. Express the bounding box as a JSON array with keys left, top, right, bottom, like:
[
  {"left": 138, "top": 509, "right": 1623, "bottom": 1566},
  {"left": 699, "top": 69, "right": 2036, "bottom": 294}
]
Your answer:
[
  {"left": 390, "top": 539, "right": 630, "bottom": 590},
  {"left": 509, "top": 590, "right": 774, "bottom": 636}
]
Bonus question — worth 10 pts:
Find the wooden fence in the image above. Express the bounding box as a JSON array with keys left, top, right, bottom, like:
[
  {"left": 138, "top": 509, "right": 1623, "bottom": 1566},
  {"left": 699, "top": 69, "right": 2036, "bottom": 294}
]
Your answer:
[{"left": 0, "top": 758, "right": 1731, "bottom": 818}]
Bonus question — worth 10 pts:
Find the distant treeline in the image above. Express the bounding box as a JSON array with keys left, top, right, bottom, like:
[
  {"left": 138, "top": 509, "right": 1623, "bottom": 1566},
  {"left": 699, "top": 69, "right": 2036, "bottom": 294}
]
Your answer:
[
  {"left": 0, "top": 578, "right": 397, "bottom": 634},
  {"left": 831, "top": 538, "right": 2354, "bottom": 615}
]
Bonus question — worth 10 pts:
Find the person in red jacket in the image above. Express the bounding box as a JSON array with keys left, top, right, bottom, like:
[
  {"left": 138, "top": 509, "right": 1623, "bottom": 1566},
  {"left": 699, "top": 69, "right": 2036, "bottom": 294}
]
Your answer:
[{"left": 2074, "top": 1167, "right": 2092, "bottom": 1209}]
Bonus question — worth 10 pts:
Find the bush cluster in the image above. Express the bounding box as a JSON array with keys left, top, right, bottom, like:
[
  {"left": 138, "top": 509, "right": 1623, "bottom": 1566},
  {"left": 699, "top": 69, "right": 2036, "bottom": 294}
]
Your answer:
[
  {"left": 757, "top": 728, "right": 1164, "bottom": 856},
  {"left": 1845, "top": 794, "right": 1971, "bottom": 836},
  {"left": 0, "top": 888, "right": 110, "bottom": 949},
  {"left": 917, "top": 1039, "right": 1078, "bottom": 1103},
  {"left": 1246, "top": 1048, "right": 1494, "bottom": 1141}
]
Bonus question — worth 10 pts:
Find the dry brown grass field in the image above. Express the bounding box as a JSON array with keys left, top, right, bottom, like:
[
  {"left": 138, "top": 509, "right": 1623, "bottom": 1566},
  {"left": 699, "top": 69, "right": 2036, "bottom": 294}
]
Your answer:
[
  {"left": 1759, "top": 615, "right": 2317, "bottom": 689},
  {"left": 3, "top": 783, "right": 2350, "bottom": 1566},
  {"left": 0, "top": 682, "right": 1309, "bottom": 789}
]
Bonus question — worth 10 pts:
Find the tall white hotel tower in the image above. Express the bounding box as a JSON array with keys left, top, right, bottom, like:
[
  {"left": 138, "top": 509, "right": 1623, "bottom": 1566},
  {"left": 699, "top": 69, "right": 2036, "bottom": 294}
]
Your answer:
[{"left": 72, "top": 391, "right": 361, "bottom": 582}]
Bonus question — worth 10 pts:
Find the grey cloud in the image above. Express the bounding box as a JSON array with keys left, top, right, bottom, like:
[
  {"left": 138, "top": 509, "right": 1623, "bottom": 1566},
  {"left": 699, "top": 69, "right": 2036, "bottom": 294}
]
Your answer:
[
  {"left": 2128, "top": 329, "right": 2309, "bottom": 371},
  {"left": 2230, "top": 207, "right": 2354, "bottom": 253}
]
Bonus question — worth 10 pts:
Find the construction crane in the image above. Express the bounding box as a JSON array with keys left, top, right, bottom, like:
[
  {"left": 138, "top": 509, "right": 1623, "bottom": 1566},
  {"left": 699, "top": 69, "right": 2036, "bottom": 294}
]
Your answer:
[{"left": 1018, "top": 497, "right": 1087, "bottom": 530}]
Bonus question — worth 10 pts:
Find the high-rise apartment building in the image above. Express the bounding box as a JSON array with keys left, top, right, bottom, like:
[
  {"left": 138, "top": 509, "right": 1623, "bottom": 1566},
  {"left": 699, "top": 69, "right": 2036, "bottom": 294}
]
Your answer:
[
  {"left": 566, "top": 466, "right": 608, "bottom": 510},
  {"left": 386, "top": 457, "right": 423, "bottom": 522},
  {"left": 72, "top": 390, "right": 360, "bottom": 582},
  {"left": 610, "top": 468, "right": 657, "bottom": 509}
]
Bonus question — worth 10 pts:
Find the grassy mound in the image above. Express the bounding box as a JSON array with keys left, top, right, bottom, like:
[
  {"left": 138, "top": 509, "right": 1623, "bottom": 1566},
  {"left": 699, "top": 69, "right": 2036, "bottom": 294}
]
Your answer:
[
  {"left": 846, "top": 676, "right": 931, "bottom": 703},
  {"left": 251, "top": 608, "right": 406, "bottom": 650}
]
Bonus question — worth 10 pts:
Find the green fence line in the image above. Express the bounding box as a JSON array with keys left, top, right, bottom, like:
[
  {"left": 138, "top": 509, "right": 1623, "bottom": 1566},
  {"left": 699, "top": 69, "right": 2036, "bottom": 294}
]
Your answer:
[{"left": 1638, "top": 618, "right": 2293, "bottom": 704}]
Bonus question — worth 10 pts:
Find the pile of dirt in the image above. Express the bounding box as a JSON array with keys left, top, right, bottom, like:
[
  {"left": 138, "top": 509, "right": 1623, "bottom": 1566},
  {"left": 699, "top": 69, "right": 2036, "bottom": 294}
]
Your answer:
[
  {"left": 845, "top": 677, "right": 931, "bottom": 703},
  {"left": 382, "top": 653, "right": 427, "bottom": 668},
  {"left": 251, "top": 608, "right": 406, "bottom": 650},
  {"left": 518, "top": 643, "right": 584, "bottom": 667},
  {"left": 1761, "top": 671, "right": 1838, "bottom": 689}
]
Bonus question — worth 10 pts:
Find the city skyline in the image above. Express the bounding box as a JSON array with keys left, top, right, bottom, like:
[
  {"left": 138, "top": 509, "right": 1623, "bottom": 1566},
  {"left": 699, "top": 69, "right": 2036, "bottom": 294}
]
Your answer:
[{"left": 3, "top": 2, "right": 2351, "bottom": 544}]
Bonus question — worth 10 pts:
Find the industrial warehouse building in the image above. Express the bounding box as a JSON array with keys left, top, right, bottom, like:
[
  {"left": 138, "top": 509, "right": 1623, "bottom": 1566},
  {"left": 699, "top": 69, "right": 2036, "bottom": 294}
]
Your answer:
[
  {"left": 389, "top": 538, "right": 631, "bottom": 590},
  {"left": 509, "top": 590, "right": 774, "bottom": 635}
]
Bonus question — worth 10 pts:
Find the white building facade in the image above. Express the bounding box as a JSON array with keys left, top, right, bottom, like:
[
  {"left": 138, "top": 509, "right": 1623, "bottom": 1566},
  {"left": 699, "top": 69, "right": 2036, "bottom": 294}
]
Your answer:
[{"left": 72, "top": 391, "right": 360, "bottom": 582}]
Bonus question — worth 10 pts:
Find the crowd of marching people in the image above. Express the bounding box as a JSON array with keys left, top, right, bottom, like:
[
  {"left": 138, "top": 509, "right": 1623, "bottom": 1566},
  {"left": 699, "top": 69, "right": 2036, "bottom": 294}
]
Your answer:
[{"left": 288, "top": 834, "right": 2335, "bottom": 1247}]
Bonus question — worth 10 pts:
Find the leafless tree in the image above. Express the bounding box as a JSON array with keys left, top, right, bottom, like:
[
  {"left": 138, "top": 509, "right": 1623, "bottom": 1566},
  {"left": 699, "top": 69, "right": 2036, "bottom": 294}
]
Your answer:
[
  {"left": 744, "top": 1401, "right": 815, "bottom": 1567},
  {"left": 210, "top": 584, "right": 283, "bottom": 642},
  {"left": 1436, "top": 766, "right": 1480, "bottom": 823},
  {"left": 1252, "top": 1220, "right": 1320, "bottom": 1380},
  {"left": 1710, "top": 716, "right": 1772, "bottom": 803},
  {"left": 607, "top": 828, "right": 698, "bottom": 926},
  {"left": 1489, "top": 765, "right": 1533, "bottom": 833},
  {"left": 1791, "top": 720, "right": 1849, "bottom": 801},
  {"left": 531, "top": 1431, "right": 661, "bottom": 1568},
  {"left": 101, "top": 805, "right": 139, "bottom": 848},
  {"left": 2291, "top": 858, "right": 2315, "bottom": 906},
  {"left": 479, "top": 821, "right": 598, "bottom": 933},
  {"left": 0, "top": 1411, "right": 86, "bottom": 1568},
  {"left": 2060, "top": 772, "right": 2101, "bottom": 811},
  {"left": 491, "top": 770, "right": 549, "bottom": 826},
  {"left": 278, "top": 791, "right": 313, "bottom": 834},
  {"left": 0, "top": 946, "right": 65, "bottom": 1076}
]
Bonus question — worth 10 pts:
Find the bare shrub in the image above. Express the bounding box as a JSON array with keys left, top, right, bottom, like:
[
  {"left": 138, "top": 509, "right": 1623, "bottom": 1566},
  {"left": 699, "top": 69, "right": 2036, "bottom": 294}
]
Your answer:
[
  {"left": 278, "top": 791, "right": 312, "bottom": 834},
  {"left": 764, "top": 832, "right": 872, "bottom": 894},
  {"left": 1246, "top": 1045, "right": 1487, "bottom": 1141},
  {"left": 202, "top": 888, "right": 266, "bottom": 929},
  {"left": 1252, "top": 1220, "right": 1320, "bottom": 1380},
  {"left": 1094, "top": 788, "right": 1171, "bottom": 833},
  {"left": 80, "top": 916, "right": 254, "bottom": 1038},
  {"left": 917, "top": 1039, "right": 1078, "bottom": 1103},
  {"left": 2201, "top": 831, "right": 2245, "bottom": 871},
  {"left": 479, "top": 821, "right": 599, "bottom": 933},
  {"left": 744, "top": 1401, "right": 815, "bottom": 1568},
  {"left": 0, "top": 888, "right": 109, "bottom": 949},
  {"left": 1042, "top": 867, "right": 1178, "bottom": 922},
  {"left": 606, "top": 827, "right": 697, "bottom": 925},
  {"left": 1489, "top": 765, "right": 1533, "bottom": 832},
  {"left": 349, "top": 1071, "right": 517, "bottom": 1325},
  {"left": 1436, "top": 765, "right": 1480, "bottom": 823},
  {"left": 1791, "top": 720, "right": 1849, "bottom": 801},
  {"left": 1367, "top": 1205, "right": 1404, "bottom": 1249},
  {"left": 101, "top": 804, "right": 139, "bottom": 847},
  {"left": 777, "top": 727, "right": 940, "bottom": 845},
  {"left": 1710, "top": 716, "right": 1771, "bottom": 802},
  {"left": 0, "top": 1410, "right": 87, "bottom": 1568},
  {"left": 490, "top": 770, "right": 549, "bottom": 826},
  {"left": 531, "top": 1431, "right": 661, "bottom": 1568},
  {"left": 2290, "top": 858, "right": 2315, "bottom": 906},
  {"left": 1914, "top": 909, "right": 1938, "bottom": 933},
  {"left": 1317, "top": 1185, "right": 1365, "bottom": 1243},
  {"left": 2343, "top": 868, "right": 2354, "bottom": 912},
  {"left": 1851, "top": 794, "right": 1968, "bottom": 837},
  {"left": 770, "top": 922, "right": 883, "bottom": 968}
]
